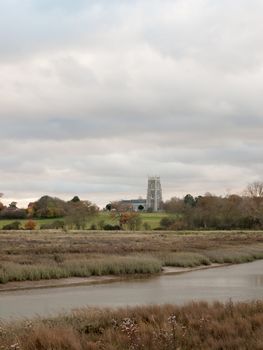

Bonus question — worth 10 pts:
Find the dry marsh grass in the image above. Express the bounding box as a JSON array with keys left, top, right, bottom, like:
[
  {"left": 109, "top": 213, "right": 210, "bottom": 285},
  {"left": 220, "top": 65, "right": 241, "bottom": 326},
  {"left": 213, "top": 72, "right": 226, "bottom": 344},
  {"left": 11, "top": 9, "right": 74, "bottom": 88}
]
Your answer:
[
  {"left": 0, "top": 231, "right": 263, "bottom": 283},
  {"left": 157, "top": 252, "right": 211, "bottom": 267},
  {"left": 1, "top": 301, "right": 263, "bottom": 349},
  {"left": 0, "top": 256, "right": 162, "bottom": 283},
  {"left": 204, "top": 246, "right": 263, "bottom": 264}
]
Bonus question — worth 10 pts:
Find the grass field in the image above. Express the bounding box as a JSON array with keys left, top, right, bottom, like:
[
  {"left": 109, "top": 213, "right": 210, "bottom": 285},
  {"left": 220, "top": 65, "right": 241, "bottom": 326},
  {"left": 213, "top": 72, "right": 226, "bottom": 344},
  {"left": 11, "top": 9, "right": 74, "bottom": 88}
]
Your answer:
[
  {"left": 1, "top": 301, "right": 263, "bottom": 349},
  {"left": 0, "top": 212, "right": 169, "bottom": 230},
  {"left": 0, "top": 217, "right": 57, "bottom": 229},
  {"left": 0, "top": 231, "right": 263, "bottom": 284}
]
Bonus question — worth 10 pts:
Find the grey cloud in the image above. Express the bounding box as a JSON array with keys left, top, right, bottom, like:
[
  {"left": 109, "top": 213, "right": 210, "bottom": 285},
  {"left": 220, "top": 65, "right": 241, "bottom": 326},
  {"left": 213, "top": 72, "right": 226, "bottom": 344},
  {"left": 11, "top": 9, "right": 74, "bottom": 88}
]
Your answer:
[
  {"left": 33, "top": 0, "right": 91, "bottom": 13},
  {"left": 1, "top": 0, "right": 263, "bottom": 207}
]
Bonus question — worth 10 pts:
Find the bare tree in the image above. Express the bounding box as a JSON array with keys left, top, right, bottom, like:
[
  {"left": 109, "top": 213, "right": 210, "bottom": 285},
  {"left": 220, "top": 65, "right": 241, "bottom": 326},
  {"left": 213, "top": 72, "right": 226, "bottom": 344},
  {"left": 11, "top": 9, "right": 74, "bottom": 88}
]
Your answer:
[
  {"left": 246, "top": 181, "right": 263, "bottom": 197},
  {"left": 65, "top": 200, "right": 98, "bottom": 230},
  {"left": 0, "top": 193, "right": 4, "bottom": 211}
]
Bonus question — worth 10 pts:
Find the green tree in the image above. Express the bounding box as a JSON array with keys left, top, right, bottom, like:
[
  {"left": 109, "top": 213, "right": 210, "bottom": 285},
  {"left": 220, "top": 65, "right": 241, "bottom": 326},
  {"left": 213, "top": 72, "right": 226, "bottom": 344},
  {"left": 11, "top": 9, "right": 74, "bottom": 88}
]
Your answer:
[
  {"left": 9, "top": 201, "right": 17, "bottom": 209},
  {"left": 183, "top": 194, "right": 196, "bottom": 207},
  {"left": 106, "top": 203, "right": 112, "bottom": 211},
  {"left": 71, "top": 196, "right": 80, "bottom": 203},
  {"left": 32, "top": 196, "right": 67, "bottom": 218}
]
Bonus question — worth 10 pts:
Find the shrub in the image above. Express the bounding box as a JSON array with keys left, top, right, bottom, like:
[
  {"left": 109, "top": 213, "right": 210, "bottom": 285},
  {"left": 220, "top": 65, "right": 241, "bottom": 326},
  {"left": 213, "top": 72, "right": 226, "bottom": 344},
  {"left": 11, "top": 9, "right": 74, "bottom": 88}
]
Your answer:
[
  {"left": 103, "top": 224, "right": 121, "bottom": 231},
  {"left": 160, "top": 216, "right": 176, "bottom": 229},
  {"left": 24, "top": 220, "right": 37, "bottom": 230},
  {"left": 0, "top": 208, "right": 27, "bottom": 219},
  {"left": 40, "top": 223, "right": 51, "bottom": 229},
  {"left": 98, "top": 219, "right": 105, "bottom": 230},
  {"left": 53, "top": 254, "right": 64, "bottom": 263},
  {"left": 143, "top": 222, "right": 151, "bottom": 230},
  {"left": 2, "top": 221, "right": 21, "bottom": 230},
  {"left": 170, "top": 218, "right": 188, "bottom": 230},
  {"left": 40, "top": 220, "right": 65, "bottom": 230},
  {"left": 127, "top": 214, "right": 142, "bottom": 231}
]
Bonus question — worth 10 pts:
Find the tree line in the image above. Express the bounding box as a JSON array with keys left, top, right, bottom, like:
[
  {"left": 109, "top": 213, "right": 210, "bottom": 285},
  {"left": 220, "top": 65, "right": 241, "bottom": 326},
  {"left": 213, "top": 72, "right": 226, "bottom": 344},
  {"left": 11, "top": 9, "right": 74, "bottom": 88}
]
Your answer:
[
  {"left": 161, "top": 181, "right": 263, "bottom": 230},
  {"left": 1, "top": 181, "right": 263, "bottom": 231},
  {"left": 0, "top": 194, "right": 99, "bottom": 230},
  {"left": 0, "top": 194, "right": 143, "bottom": 231}
]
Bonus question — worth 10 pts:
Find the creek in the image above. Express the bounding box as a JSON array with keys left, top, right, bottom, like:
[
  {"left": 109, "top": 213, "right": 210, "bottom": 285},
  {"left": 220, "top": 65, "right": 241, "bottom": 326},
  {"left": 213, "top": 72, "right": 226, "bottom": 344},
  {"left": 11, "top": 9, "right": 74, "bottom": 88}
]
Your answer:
[{"left": 0, "top": 260, "right": 262, "bottom": 320}]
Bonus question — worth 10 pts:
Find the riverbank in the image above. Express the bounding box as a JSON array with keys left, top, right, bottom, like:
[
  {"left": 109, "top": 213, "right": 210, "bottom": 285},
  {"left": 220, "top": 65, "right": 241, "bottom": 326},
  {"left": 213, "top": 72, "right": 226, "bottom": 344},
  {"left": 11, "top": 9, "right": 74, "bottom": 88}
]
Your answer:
[
  {"left": 1, "top": 259, "right": 262, "bottom": 321},
  {"left": 1, "top": 300, "right": 263, "bottom": 350},
  {"left": 1, "top": 230, "right": 263, "bottom": 285},
  {"left": 0, "top": 263, "right": 225, "bottom": 292}
]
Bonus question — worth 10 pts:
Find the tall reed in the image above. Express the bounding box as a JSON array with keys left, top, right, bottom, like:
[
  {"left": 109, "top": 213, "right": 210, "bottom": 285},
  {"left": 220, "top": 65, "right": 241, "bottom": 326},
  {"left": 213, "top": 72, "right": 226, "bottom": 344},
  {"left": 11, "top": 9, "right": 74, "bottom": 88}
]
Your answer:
[
  {"left": 0, "top": 256, "right": 162, "bottom": 283},
  {"left": 1, "top": 301, "right": 263, "bottom": 350}
]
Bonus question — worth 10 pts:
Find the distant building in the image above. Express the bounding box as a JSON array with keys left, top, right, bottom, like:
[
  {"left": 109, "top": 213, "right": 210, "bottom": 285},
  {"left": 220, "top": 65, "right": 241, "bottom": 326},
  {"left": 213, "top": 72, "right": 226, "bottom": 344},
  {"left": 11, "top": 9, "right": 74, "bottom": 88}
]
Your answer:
[
  {"left": 146, "top": 176, "right": 162, "bottom": 212},
  {"left": 119, "top": 199, "right": 146, "bottom": 212},
  {"left": 110, "top": 176, "right": 162, "bottom": 212}
]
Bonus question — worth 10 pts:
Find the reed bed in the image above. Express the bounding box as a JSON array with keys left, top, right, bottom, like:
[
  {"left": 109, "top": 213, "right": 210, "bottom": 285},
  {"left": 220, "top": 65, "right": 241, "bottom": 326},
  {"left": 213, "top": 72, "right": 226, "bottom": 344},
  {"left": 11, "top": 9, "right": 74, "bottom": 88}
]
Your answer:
[
  {"left": 0, "top": 231, "right": 263, "bottom": 284},
  {"left": 0, "top": 256, "right": 162, "bottom": 283},
  {"left": 204, "top": 246, "right": 263, "bottom": 264},
  {"left": 157, "top": 252, "right": 211, "bottom": 267},
  {"left": 1, "top": 301, "right": 263, "bottom": 349}
]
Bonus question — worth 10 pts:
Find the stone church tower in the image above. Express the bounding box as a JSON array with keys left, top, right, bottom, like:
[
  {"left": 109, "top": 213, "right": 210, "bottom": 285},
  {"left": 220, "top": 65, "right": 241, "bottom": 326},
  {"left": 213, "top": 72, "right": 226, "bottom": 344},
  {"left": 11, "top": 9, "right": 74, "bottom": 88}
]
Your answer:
[{"left": 146, "top": 176, "right": 162, "bottom": 211}]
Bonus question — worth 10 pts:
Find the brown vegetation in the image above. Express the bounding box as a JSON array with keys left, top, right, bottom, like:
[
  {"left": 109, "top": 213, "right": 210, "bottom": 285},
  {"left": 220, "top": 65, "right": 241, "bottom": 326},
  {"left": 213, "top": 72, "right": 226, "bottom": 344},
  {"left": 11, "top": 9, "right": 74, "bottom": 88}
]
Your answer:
[
  {"left": 163, "top": 184, "right": 263, "bottom": 230},
  {"left": 1, "top": 301, "right": 263, "bottom": 349},
  {"left": 0, "top": 231, "right": 263, "bottom": 284},
  {"left": 24, "top": 220, "right": 37, "bottom": 230}
]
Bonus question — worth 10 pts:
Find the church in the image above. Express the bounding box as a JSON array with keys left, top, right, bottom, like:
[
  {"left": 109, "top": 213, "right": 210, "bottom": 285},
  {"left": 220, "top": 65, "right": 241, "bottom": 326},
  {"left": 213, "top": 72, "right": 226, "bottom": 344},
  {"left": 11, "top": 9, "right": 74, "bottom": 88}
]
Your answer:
[{"left": 119, "top": 176, "right": 162, "bottom": 212}]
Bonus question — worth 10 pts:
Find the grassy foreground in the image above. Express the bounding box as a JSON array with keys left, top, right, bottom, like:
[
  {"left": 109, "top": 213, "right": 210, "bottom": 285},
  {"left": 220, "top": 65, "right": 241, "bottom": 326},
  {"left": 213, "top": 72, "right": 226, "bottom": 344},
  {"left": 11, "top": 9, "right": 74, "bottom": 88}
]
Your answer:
[
  {"left": 0, "top": 231, "right": 263, "bottom": 284},
  {"left": 1, "top": 301, "right": 263, "bottom": 349}
]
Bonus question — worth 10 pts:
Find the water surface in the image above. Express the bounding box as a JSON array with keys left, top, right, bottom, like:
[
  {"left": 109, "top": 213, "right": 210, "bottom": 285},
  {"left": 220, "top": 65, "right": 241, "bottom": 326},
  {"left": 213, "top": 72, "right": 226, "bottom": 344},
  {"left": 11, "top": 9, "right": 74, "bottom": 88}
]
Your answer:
[{"left": 0, "top": 260, "right": 262, "bottom": 320}]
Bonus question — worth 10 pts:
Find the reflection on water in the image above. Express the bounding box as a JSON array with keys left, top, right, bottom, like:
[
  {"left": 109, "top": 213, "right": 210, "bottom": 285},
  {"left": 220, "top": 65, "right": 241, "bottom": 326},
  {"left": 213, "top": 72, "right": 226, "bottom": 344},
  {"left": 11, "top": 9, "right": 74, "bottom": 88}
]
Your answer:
[{"left": 0, "top": 260, "right": 262, "bottom": 320}]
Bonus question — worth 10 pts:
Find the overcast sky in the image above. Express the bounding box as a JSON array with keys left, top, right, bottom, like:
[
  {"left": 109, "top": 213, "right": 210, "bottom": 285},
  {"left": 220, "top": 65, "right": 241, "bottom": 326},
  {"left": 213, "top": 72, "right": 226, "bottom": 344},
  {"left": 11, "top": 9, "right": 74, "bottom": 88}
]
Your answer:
[{"left": 1, "top": 0, "right": 263, "bottom": 207}]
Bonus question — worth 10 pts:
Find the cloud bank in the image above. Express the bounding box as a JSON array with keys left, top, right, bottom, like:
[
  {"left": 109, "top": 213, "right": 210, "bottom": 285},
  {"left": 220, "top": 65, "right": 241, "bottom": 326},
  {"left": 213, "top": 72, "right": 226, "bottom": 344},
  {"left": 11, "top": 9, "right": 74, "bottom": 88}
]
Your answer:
[{"left": 1, "top": 0, "right": 263, "bottom": 206}]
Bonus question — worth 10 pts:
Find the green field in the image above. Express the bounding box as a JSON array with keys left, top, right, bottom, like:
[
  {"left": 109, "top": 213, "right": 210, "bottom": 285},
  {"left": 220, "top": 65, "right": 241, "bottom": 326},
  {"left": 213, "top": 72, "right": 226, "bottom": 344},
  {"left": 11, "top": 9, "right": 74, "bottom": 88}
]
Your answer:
[
  {"left": 0, "top": 218, "right": 55, "bottom": 229},
  {"left": 0, "top": 212, "right": 169, "bottom": 230}
]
